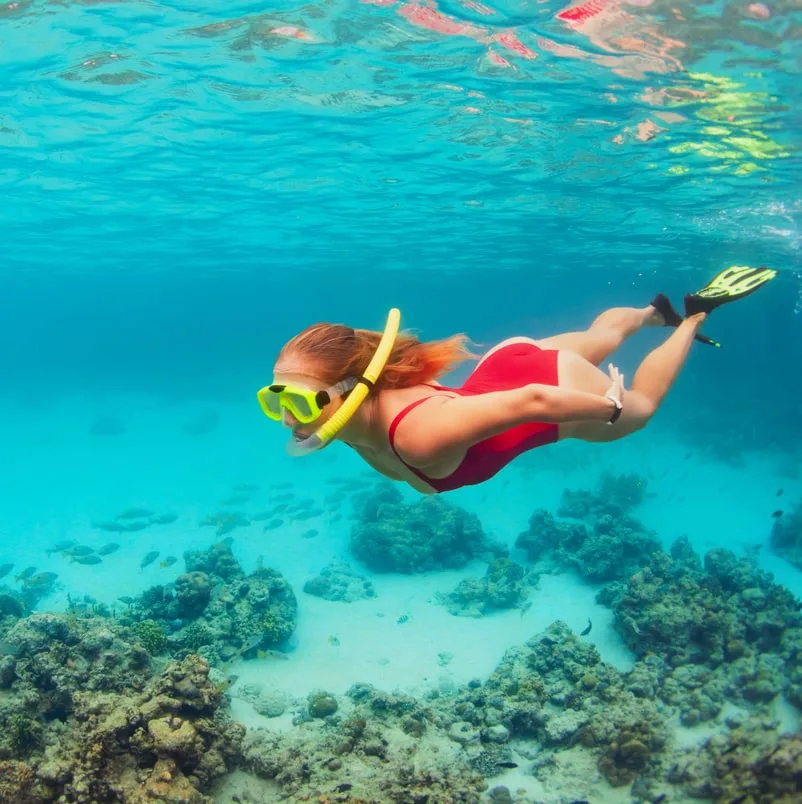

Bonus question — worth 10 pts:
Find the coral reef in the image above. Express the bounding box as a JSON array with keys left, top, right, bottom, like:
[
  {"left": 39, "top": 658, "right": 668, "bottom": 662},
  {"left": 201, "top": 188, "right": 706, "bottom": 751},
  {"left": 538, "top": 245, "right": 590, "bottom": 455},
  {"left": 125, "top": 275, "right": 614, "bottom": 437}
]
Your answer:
[
  {"left": 516, "top": 508, "right": 661, "bottom": 582},
  {"left": 350, "top": 483, "right": 497, "bottom": 573},
  {"left": 601, "top": 542, "right": 802, "bottom": 669},
  {"left": 241, "top": 686, "right": 488, "bottom": 802},
  {"left": 118, "top": 541, "right": 297, "bottom": 666},
  {"left": 436, "top": 559, "right": 538, "bottom": 617},
  {"left": 303, "top": 561, "right": 376, "bottom": 603},
  {"left": 0, "top": 610, "right": 241, "bottom": 802}
]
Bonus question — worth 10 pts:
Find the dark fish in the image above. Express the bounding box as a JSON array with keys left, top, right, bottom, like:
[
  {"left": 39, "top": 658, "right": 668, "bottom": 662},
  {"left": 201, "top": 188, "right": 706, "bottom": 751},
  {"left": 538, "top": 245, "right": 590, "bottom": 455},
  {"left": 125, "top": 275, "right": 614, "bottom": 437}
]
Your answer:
[
  {"left": 83, "top": 595, "right": 97, "bottom": 604},
  {"left": 772, "top": 510, "right": 783, "bottom": 518},
  {"left": 46, "top": 540, "right": 76, "bottom": 555},
  {"left": 122, "top": 521, "right": 149, "bottom": 532},
  {"left": 728, "top": 796, "right": 747, "bottom": 804},
  {"left": 64, "top": 546, "right": 95, "bottom": 557},
  {"left": 159, "top": 556, "right": 177, "bottom": 568},
  {"left": 263, "top": 518, "right": 284, "bottom": 531},
  {"left": 0, "top": 641, "right": 21, "bottom": 657},
  {"left": 580, "top": 618, "right": 592, "bottom": 636},
  {"left": 140, "top": 551, "right": 159, "bottom": 569},
  {"left": 397, "top": 614, "right": 409, "bottom": 624},
  {"left": 118, "top": 596, "right": 135, "bottom": 605},
  {"left": 74, "top": 555, "right": 103, "bottom": 565},
  {"left": 335, "top": 784, "right": 352, "bottom": 792},
  {"left": 301, "top": 529, "right": 319, "bottom": 539},
  {"left": 568, "top": 801, "right": 590, "bottom": 804},
  {"left": 221, "top": 495, "right": 250, "bottom": 506},
  {"left": 117, "top": 507, "right": 154, "bottom": 519},
  {"left": 24, "top": 572, "right": 58, "bottom": 587},
  {"left": 272, "top": 493, "right": 295, "bottom": 502},
  {"left": 496, "top": 761, "right": 518, "bottom": 768},
  {"left": 652, "top": 795, "right": 667, "bottom": 804},
  {"left": 94, "top": 521, "right": 128, "bottom": 532},
  {"left": 234, "top": 483, "right": 260, "bottom": 492},
  {"left": 777, "top": 489, "right": 784, "bottom": 497},
  {"left": 0, "top": 563, "right": 13, "bottom": 580},
  {"left": 97, "top": 543, "right": 120, "bottom": 556},
  {"left": 540, "top": 637, "right": 557, "bottom": 646},
  {"left": 15, "top": 567, "right": 36, "bottom": 582},
  {"left": 330, "top": 513, "right": 342, "bottom": 523},
  {"left": 150, "top": 513, "right": 178, "bottom": 525},
  {"left": 269, "top": 482, "right": 293, "bottom": 490}
]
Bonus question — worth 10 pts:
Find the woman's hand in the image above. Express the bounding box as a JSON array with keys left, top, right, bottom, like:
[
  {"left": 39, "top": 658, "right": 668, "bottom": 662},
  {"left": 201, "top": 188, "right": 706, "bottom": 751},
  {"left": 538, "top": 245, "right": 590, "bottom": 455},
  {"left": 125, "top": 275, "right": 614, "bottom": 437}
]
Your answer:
[
  {"left": 605, "top": 363, "right": 624, "bottom": 423},
  {"left": 606, "top": 363, "right": 624, "bottom": 405}
]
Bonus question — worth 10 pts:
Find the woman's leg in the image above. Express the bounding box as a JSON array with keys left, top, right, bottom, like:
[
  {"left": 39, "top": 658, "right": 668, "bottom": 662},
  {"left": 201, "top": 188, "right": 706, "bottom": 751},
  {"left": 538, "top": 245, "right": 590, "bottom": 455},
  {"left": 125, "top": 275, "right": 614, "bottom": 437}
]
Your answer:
[
  {"left": 477, "top": 304, "right": 662, "bottom": 369},
  {"left": 558, "top": 313, "right": 705, "bottom": 443}
]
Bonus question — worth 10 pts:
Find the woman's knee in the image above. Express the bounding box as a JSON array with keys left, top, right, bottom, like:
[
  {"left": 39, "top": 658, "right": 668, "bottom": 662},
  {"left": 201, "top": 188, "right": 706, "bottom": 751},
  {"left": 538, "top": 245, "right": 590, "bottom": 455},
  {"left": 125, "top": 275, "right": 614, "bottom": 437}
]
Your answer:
[{"left": 623, "top": 390, "right": 656, "bottom": 431}]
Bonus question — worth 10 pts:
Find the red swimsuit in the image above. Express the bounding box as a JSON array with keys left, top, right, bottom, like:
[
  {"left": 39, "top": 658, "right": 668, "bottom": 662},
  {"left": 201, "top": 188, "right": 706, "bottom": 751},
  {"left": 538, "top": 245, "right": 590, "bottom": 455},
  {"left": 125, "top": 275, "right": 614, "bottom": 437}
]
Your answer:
[{"left": 387, "top": 343, "right": 560, "bottom": 492}]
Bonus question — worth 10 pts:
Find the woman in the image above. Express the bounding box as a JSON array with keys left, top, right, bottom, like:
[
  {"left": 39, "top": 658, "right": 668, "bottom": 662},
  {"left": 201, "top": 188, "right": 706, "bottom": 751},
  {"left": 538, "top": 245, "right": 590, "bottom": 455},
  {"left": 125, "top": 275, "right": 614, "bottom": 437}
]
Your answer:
[{"left": 261, "top": 266, "right": 775, "bottom": 495}]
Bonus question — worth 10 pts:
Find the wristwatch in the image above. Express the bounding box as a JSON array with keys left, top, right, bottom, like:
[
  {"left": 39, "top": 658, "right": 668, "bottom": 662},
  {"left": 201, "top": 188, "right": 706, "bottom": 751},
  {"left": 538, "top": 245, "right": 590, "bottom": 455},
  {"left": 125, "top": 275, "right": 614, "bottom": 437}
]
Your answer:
[{"left": 605, "top": 392, "right": 622, "bottom": 425}]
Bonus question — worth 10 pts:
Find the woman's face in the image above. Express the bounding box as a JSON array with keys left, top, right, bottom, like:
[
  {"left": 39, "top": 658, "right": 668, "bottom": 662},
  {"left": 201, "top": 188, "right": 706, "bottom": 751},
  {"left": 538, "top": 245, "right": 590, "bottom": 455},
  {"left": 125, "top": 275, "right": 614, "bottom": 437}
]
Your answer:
[{"left": 271, "top": 357, "right": 341, "bottom": 440}]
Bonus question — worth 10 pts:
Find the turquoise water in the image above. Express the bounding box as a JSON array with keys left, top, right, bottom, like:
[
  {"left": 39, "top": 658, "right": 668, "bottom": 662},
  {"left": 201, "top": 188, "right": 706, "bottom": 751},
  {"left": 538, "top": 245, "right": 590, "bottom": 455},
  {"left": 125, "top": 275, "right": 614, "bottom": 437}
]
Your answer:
[{"left": 1, "top": 1, "right": 801, "bottom": 802}]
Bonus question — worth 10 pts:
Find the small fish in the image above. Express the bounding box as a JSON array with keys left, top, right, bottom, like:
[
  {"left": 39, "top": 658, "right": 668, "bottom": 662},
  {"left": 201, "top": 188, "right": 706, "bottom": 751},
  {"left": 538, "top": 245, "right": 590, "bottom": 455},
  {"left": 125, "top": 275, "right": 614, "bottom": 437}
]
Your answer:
[
  {"left": 140, "top": 551, "right": 160, "bottom": 569},
  {"left": 0, "top": 641, "right": 21, "bottom": 657},
  {"left": 580, "top": 618, "right": 592, "bottom": 636},
  {"left": 540, "top": 637, "right": 557, "bottom": 646},
  {"left": 496, "top": 761, "right": 518, "bottom": 769},
  {"left": 159, "top": 556, "right": 177, "bottom": 568},
  {"left": 23, "top": 572, "right": 58, "bottom": 587},
  {"left": 772, "top": 510, "right": 783, "bottom": 519},
  {"left": 269, "top": 482, "right": 293, "bottom": 490},
  {"left": 117, "top": 507, "right": 154, "bottom": 520},
  {"left": 329, "top": 513, "right": 342, "bottom": 523},
  {"left": 15, "top": 567, "right": 36, "bottom": 582},
  {"left": 214, "top": 674, "right": 239, "bottom": 693},
  {"left": 249, "top": 511, "right": 274, "bottom": 521},
  {"left": 0, "top": 563, "right": 13, "bottom": 580},
  {"left": 73, "top": 555, "right": 103, "bottom": 565},
  {"left": 335, "top": 784, "right": 352, "bottom": 793},
  {"left": 256, "top": 649, "right": 290, "bottom": 661},
  {"left": 397, "top": 614, "right": 409, "bottom": 625},
  {"left": 149, "top": 513, "right": 178, "bottom": 525},
  {"left": 121, "top": 521, "right": 149, "bottom": 532},
  {"left": 83, "top": 595, "right": 97, "bottom": 604},
  {"left": 64, "top": 546, "right": 95, "bottom": 557},
  {"left": 46, "top": 540, "right": 76, "bottom": 555},
  {"left": 519, "top": 601, "right": 532, "bottom": 618},
  {"left": 272, "top": 493, "right": 295, "bottom": 502},
  {"left": 221, "top": 495, "right": 250, "bottom": 506},
  {"left": 94, "top": 521, "right": 128, "bottom": 532},
  {"left": 118, "top": 596, "right": 135, "bottom": 605},
  {"left": 568, "top": 800, "right": 590, "bottom": 804},
  {"left": 263, "top": 518, "right": 284, "bottom": 531},
  {"left": 97, "top": 543, "right": 120, "bottom": 556},
  {"left": 777, "top": 489, "right": 784, "bottom": 497},
  {"left": 652, "top": 795, "right": 667, "bottom": 804},
  {"left": 328, "top": 635, "right": 340, "bottom": 646},
  {"left": 301, "top": 528, "right": 319, "bottom": 539}
]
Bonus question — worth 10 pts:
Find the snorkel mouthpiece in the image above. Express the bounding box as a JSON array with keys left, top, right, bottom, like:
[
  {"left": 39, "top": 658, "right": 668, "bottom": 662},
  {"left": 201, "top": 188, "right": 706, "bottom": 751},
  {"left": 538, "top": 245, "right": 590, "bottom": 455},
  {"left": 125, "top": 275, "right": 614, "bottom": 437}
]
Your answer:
[{"left": 280, "top": 308, "right": 401, "bottom": 457}]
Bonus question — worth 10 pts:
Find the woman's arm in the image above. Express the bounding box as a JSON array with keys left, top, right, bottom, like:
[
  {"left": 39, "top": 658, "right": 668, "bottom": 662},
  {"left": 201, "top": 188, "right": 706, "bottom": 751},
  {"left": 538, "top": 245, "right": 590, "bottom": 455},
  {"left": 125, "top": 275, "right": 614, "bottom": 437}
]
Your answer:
[{"left": 393, "top": 383, "right": 618, "bottom": 468}]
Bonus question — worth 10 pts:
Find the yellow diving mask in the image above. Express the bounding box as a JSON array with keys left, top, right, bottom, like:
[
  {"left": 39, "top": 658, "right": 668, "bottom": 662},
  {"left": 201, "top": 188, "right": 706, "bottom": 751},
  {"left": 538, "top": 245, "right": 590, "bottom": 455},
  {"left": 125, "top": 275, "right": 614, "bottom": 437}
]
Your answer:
[
  {"left": 257, "top": 378, "right": 358, "bottom": 424},
  {"left": 257, "top": 308, "right": 401, "bottom": 456}
]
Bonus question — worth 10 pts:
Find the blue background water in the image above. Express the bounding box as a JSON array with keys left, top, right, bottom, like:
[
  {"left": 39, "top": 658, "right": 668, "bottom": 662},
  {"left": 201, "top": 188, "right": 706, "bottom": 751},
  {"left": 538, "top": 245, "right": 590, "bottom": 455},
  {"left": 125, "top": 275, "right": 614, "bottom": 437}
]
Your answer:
[{"left": 0, "top": 0, "right": 801, "bottom": 732}]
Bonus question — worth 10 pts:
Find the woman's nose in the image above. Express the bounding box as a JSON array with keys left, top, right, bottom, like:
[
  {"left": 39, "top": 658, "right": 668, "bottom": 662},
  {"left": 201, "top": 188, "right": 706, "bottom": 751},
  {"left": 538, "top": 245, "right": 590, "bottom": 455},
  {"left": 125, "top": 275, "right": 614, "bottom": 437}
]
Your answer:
[{"left": 282, "top": 409, "right": 298, "bottom": 427}]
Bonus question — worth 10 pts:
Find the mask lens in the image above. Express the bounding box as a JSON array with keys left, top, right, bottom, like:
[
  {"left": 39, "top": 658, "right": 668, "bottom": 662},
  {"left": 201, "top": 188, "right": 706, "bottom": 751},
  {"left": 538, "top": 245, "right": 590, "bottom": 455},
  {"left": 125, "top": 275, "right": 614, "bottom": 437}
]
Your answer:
[
  {"left": 287, "top": 392, "right": 316, "bottom": 422},
  {"left": 264, "top": 390, "right": 284, "bottom": 420}
]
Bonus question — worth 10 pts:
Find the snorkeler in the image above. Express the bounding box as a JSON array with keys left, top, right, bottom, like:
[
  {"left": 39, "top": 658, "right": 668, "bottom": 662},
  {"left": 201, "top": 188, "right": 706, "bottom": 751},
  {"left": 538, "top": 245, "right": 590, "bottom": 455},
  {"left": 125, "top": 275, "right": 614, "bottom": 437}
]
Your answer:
[{"left": 258, "top": 266, "right": 776, "bottom": 495}]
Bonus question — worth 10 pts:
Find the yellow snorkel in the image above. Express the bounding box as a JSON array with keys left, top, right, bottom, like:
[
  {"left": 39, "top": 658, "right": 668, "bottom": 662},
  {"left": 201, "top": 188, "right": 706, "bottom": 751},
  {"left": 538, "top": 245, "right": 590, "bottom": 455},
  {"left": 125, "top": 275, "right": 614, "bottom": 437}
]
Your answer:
[{"left": 285, "top": 308, "right": 401, "bottom": 456}]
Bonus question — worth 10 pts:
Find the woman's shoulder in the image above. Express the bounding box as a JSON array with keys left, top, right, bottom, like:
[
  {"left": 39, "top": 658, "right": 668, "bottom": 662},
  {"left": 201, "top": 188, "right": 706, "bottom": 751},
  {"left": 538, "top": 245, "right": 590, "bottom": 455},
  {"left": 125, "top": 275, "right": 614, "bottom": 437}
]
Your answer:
[{"left": 375, "top": 384, "right": 457, "bottom": 430}]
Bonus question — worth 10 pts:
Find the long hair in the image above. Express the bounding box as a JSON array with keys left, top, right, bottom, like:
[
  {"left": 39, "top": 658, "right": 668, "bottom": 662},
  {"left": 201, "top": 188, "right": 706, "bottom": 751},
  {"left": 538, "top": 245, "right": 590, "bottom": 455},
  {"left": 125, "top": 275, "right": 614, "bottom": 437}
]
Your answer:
[{"left": 278, "top": 322, "right": 477, "bottom": 390}]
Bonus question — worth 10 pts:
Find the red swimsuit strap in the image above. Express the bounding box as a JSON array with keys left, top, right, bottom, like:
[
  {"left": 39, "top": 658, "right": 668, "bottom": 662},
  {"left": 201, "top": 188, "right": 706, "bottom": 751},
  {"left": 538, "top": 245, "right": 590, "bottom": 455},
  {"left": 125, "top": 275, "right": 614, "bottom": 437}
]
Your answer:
[{"left": 388, "top": 397, "right": 435, "bottom": 459}]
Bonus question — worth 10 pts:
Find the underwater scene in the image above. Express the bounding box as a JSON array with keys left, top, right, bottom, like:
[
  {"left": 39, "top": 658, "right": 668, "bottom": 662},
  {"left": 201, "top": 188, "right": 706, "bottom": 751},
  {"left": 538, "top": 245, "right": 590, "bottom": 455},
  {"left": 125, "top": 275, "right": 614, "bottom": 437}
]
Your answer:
[{"left": 1, "top": 0, "right": 801, "bottom": 802}]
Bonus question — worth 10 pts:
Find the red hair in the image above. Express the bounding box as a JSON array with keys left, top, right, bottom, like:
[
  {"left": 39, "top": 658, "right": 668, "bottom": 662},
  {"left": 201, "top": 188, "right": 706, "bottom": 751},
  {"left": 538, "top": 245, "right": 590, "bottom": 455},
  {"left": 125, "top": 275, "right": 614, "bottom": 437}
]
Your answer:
[{"left": 278, "top": 323, "right": 476, "bottom": 390}]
